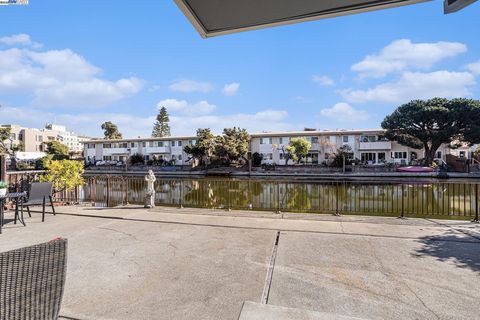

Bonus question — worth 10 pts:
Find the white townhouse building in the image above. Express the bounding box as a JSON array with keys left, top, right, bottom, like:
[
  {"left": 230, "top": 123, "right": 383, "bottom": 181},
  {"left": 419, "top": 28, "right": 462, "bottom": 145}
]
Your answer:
[
  {"left": 250, "top": 129, "right": 471, "bottom": 165},
  {"left": 83, "top": 129, "right": 472, "bottom": 166},
  {"left": 84, "top": 136, "right": 197, "bottom": 165}
]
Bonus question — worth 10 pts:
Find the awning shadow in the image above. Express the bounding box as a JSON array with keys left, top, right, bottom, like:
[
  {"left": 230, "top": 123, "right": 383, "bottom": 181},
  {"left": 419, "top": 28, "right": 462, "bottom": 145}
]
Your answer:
[{"left": 413, "top": 232, "right": 480, "bottom": 273}]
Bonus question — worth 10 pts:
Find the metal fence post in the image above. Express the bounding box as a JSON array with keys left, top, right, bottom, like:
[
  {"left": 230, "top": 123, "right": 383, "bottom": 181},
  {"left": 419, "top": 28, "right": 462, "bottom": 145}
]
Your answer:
[
  {"left": 276, "top": 181, "right": 281, "bottom": 214},
  {"left": 335, "top": 182, "right": 339, "bottom": 216},
  {"left": 179, "top": 180, "right": 183, "bottom": 209},
  {"left": 228, "top": 180, "right": 231, "bottom": 211},
  {"left": 400, "top": 184, "right": 405, "bottom": 219},
  {"left": 474, "top": 184, "right": 479, "bottom": 223},
  {"left": 0, "top": 155, "right": 6, "bottom": 182},
  {"left": 106, "top": 176, "right": 110, "bottom": 208}
]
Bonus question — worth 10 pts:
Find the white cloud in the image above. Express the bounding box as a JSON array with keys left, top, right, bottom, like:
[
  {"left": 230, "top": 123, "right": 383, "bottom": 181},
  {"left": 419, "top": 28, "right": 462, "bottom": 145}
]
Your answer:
[
  {"left": 467, "top": 60, "right": 480, "bottom": 75},
  {"left": 157, "top": 98, "right": 216, "bottom": 115},
  {"left": 0, "top": 42, "right": 144, "bottom": 107},
  {"left": 340, "top": 71, "right": 476, "bottom": 104},
  {"left": 351, "top": 39, "right": 467, "bottom": 78},
  {"left": 0, "top": 104, "right": 293, "bottom": 138},
  {"left": 168, "top": 79, "right": 214, "bottom": 93},
  {"left": 312, "top": 75, "right": 335, "bottom": 86},
  {"left": 222, "top": 83, "right": 240, "bottom": 96},
  {"left": 320, "top": 103, "right": 370, "bottom": 122},
  {"left": 0, "top": 33, "right": 42, "bottom": 48}
]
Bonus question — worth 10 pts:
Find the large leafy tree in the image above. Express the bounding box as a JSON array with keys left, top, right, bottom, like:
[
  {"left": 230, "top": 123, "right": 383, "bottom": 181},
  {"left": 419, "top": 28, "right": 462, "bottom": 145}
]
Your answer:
[
  {"left": 45, "top": 141, "right": 69, "bottom": 156},
  {"left": 285, "top": 137, "right": 311, "bottom": 164},
  {"left": 184, "top": 128, "right": 216, "bottom": 165},
  {"left": 101, "top": 121, "right": 123, "bottom": 139},
  {"left": 382, "top": 98, "right": 480, "bottom": 165},
  {"left": 214, "top": 127, "right": 250, "bottom": 164},
  {"left": 152, "top": 106, "right": 171, "bottom": 137},
  {"left": 0, "top": 127, "right": 24, "bottom": 155}
]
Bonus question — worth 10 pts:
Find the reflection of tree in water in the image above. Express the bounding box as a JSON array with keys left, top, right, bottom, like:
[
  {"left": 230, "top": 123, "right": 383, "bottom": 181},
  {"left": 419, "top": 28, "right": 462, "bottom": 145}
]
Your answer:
[{"left": 183, "top": 179, "right": 252, "bottom": 209}]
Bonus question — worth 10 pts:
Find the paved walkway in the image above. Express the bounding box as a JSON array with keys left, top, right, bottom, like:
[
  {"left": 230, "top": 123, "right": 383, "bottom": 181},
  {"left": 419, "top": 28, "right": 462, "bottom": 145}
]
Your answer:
[{"left": 0, "top": 206, "right": 479, "bottom": 320}]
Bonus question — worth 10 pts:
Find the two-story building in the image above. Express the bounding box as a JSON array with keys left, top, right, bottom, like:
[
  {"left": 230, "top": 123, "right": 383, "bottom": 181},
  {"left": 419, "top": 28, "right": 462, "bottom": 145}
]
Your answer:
[
  {"left": 84, "top": 136, "right": 197, "bottom": 165},
  {"left": 83, "top": 129, "right": 472, "bottom": 166}
]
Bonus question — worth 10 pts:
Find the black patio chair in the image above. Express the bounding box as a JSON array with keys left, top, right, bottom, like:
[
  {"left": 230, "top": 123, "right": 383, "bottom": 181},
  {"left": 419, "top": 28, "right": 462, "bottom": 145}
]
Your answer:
[
  {"left": 23, "top": 182, "right": 56, "bottom": 222},
  {"left": 0, "top": 238, "right": 68, "bottom": 320}
]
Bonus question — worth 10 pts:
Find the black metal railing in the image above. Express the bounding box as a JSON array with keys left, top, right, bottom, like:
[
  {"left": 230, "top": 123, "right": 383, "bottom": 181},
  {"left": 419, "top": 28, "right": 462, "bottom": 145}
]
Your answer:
[
  {"left": 78, "top": 176, "right": 480, "bottom": 220},
  {"left": 4, "top": 172, "right": 479, "bottom": 220}
]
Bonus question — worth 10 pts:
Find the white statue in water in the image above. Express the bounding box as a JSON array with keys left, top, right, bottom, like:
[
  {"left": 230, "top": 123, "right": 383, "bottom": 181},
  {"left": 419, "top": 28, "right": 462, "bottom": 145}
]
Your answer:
[{"left": 144, "top": 170, "right": 156, "bottom": 208}]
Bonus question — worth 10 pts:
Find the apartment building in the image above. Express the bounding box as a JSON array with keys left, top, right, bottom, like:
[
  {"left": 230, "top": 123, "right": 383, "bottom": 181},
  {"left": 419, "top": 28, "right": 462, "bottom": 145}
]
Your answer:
[
  {"left": 251, "top": 129, "right": 471, "bottom": 165},
  {"left": 84, "top": 136, "right": 197, "bottom": 165},
  {"left": 1, "top": 124, "right": 91, "bottom": 153},
  {"left": 83, "top": 129, "right": 472, "bottom": 166}
]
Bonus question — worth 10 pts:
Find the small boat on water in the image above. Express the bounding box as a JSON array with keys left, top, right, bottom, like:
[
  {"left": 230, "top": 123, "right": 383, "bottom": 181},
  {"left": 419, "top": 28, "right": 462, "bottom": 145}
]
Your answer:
[{"left": 397, "top": 166, "right": 434, "bottom": 173}]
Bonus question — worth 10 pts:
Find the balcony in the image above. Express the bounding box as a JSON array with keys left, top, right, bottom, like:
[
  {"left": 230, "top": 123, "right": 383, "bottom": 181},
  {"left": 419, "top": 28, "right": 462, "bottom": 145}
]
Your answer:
[
  {"left": 359, "top": 141, "right": 392, "bottom": 150},
  {"left": 145, "top": 146, "right": 171, "bottom": 154}
]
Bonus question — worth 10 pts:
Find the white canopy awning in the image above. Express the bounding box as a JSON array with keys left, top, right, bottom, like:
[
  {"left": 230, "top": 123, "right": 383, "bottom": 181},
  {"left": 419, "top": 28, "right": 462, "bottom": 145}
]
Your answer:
[
  {"left": 15, "top": 152, "right": 47, "bottom": 161},
  {"left": 175, "top": 0, "right": 432, "bottom": 38}
]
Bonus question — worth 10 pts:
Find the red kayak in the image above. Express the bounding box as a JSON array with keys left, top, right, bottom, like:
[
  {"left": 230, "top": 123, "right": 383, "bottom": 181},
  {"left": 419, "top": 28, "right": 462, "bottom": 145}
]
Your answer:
[{"left": 397, "top": 166, "right": 434, "bottom": 173}]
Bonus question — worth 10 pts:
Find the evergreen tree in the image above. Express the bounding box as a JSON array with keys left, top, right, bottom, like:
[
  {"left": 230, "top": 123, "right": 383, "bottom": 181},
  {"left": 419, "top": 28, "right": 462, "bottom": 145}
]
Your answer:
[
  {"left": 101, "top": 121, "right": 123, "bottom": 139},
  {"left": 152, "top": 106, "right": 171, "bottom": 137}
]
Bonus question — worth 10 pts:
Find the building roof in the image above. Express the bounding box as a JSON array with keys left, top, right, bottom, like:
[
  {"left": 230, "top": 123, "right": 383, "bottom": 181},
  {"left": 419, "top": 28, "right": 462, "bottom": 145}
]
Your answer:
[{"left": 174, "top": 0, "right": 431, "bottom": 38}]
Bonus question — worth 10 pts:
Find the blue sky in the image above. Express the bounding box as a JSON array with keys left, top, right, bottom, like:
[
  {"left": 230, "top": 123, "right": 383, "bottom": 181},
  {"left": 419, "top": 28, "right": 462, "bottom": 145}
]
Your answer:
[{"left": 0, "top": 0, "right": 479, "bottom": 138}]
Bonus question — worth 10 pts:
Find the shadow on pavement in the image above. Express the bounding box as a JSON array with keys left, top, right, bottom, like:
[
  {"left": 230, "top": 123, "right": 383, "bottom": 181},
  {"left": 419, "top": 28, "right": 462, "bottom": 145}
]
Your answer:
[{"left": 413, "top": 232, "right": 480, "bottom": 273}]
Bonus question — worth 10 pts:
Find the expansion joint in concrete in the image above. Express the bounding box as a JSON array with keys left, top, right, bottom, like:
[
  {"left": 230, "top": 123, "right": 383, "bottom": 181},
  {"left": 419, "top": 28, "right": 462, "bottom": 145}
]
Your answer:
[{"left": 261, "top": 231, "right": 280, "bottom": 305}]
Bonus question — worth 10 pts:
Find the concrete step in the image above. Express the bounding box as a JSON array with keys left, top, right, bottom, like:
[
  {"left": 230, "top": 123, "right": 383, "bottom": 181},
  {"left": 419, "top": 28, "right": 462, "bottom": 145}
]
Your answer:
[{"left": 238, "top": 302, "right": 366, "bottom": 320}]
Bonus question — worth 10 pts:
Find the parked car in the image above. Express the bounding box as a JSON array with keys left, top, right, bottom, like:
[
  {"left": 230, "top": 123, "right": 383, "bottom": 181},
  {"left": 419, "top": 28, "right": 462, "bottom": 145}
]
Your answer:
[{"left": 95, "top": 160, "right": 106, "bottom": 166}]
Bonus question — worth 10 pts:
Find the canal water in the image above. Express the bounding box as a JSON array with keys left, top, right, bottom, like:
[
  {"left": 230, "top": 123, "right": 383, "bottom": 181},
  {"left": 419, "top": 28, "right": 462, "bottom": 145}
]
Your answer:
[{"left": 79, "top": 176, "right": 480, "bottom": 220}]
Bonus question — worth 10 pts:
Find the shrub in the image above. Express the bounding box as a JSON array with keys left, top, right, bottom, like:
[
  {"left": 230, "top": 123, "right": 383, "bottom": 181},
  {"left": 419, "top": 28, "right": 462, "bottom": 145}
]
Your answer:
[
  {"left": 40, "top": 160, "right": 85, "bottom": 192},
  {"left": 252, "top": 152, "right": 262, "bottom": 167},
  {"left": 0, "top": 181, "right": 8, "bottom": 189},
  {"left": 129, "top": 153, "right": 144, "bottom": 165}
]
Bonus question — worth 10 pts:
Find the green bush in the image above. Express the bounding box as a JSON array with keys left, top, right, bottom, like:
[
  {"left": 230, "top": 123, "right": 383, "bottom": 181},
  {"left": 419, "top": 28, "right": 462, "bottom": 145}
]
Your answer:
[
  {"left": 129, "top": 153, "right": 144, "bottom": 165},
  {"left": 0, "top": 181, "right": 8, "bottom": 189},
  {"left": 252, "top": 152, "right": 262, "bottom": 167},
  {"left": 40, "top": 160, "right": 85, "bottom": 192}
]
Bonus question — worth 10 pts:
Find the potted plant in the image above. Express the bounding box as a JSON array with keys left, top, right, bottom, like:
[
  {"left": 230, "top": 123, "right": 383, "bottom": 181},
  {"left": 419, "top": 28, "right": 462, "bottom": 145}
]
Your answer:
[{"left": 0, "top": 181, "right": 7, "bottom": 197}]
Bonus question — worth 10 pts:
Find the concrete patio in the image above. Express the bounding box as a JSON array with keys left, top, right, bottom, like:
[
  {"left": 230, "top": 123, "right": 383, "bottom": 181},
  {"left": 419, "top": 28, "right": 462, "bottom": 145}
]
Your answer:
[{"left": 0, "top": 206, "right": 479, "bottom": 320}]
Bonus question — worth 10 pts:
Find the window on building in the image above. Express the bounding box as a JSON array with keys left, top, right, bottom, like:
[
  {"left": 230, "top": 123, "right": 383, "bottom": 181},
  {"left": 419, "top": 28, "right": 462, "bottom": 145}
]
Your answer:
[
  {"left": 260, "top": 137, "right": 272, "bottom": 145},
  {"left": 279, "top": 153, "right": 285, "bottom": 160},
  {"left": 342, "top": 136, "right": 349, "bottom": 143},
  {"left": 361, "top": 152, "right": 377, "bottom": 164},
  {"left": 147, "top": 141, "right": 153, "bottom": 147},
  {"left": 103, "top": 144, "right": 112, "bottom": 149},
  {"left": 459, "top": 151, "right": 466, "bottom": 158},
  {"left": 436, "top": 151, "right": 442, "bottom": 159},
  {"left": 310, "top": 137, "right": 319, "bottom": 144},
  {"left": 157, "top": 141, "right": 163, "bottom": 147},
  {"left": 170, "top": 141, "right": 174, "bottom": 147},
  {"left": 392, "top": 152, "right": 407, "bottom": 159},
  {"left": 144, "top": 155, "right": 150, "bottom": 161},
  {"left": 177, "top": 141, "right": 182, "bottom": 147},
  {"left": 262, "top": 153, "right": 273, "bottom": 160},
  {"left": 142, "top": 142, "right": 146, "bottom": 148},
  {"left": 378, "top": 152, "right": 386, "bottom": 162},
  {"left": 131, "top": 143, "right": 136, "bottom": 148},
  {"left": 360, "top": 135, "right": 376, "bottom": 142},
  {"left": 377, "top": 135, "right": 388, "bottom": 141},
  {"left": 18, "top": 133, "right": 23, "bottom": 141},
  {"left": 279, "top": 137, "right": 289, "bottom": 145},
  {"left": 178, "top": 154, "right": 182, "bottom": 161},
  {"left": 10, "top": 133, "right": 16, "bottom": 140},
  {"left": 37, "top": 135, "right": 43, "bottom": 142},
  {"left": 188, "top": 140, "right": 195, "bottom": 145},
  {"left": 103, "top": 156, "right": 112, "bottom": 161}
]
